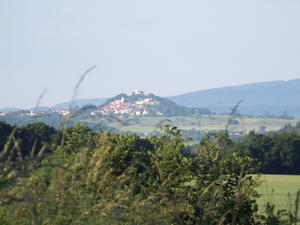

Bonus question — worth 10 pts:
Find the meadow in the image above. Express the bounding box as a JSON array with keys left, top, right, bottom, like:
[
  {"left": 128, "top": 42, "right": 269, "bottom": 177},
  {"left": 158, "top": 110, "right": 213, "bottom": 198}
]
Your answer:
[
  {"left": 82, "top": 115, "right": 297, "bottom": 134},
  {"left": 256, "top": 174, "right": 300, "bottom": 213}
]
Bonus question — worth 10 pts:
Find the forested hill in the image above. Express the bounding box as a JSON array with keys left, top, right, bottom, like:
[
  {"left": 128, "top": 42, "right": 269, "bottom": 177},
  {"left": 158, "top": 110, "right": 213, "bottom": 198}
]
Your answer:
[{"left": 169, "top": 79, "right": 300, "bottom": 117}]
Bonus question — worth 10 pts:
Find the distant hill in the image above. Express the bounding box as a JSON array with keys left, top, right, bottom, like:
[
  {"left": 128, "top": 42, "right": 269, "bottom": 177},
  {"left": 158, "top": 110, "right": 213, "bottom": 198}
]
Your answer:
[
  {"left": 2, "top": 79, "right": 299, "bottom": 117},
  {"left": 101, "top": 90, "right": 210, "bottom": 116},
  {"left": 0, "top": 107, "right": 21, "bottom": 112},
  {"left": 51, "top": 98, "right": 107, "bottom": 110},
  {"left": 30, "top": 106, "right": 51, "bottom": 111},
  {"left": 169, "top": 79, "right": 300, "bottom": 117}
]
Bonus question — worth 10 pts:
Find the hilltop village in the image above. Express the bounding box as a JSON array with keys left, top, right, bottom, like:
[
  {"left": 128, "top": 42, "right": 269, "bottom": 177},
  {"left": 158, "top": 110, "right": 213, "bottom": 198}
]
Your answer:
[{"left": 92, "top": 90, "right": 163, "bottom": 116}]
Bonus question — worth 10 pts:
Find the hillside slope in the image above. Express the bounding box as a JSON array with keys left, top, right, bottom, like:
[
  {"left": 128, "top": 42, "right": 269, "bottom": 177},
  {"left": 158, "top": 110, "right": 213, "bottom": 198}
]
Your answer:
[{"left": 169, "top": 79, "right": 300, "bottom": 116}]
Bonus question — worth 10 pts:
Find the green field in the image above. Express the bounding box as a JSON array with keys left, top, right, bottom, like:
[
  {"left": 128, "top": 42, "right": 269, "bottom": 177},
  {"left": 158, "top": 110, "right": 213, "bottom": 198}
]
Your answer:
[
  {"left": 256, "top": 174, "right": 300, "bottom": 213},
  {"left": 83, "top": 115, "right": 297, "bottom": 134}
]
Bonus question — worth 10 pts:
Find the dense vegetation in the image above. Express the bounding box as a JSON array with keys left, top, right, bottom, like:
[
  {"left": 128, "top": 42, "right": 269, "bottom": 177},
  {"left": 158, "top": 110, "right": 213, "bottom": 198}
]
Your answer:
[
  {"left": 0, "top": 120, "right": 299, "bottom": 224},
  {"left": 228, "top": 121, "right": 300, "bottom": 174}
]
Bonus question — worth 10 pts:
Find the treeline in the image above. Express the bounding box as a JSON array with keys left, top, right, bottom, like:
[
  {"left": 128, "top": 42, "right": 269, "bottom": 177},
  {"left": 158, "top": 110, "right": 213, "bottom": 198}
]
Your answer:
[
  {"left": 0, "top": 121, "right": 58, "bottom": 158},
  {"left": 198, "top": 123, "right": 300, "bottom": 175},
  {"left": 1, "top": 120, "right": 300, "bottom": 175},
  {"left": 237, "top": 121, "right": 300, "bottom": 174},
  {"left": 279, "top": 121, "right": 300, "bottom": 133},
  {"left": 245, "top": 131, "right": 300, "bottom": 174}
]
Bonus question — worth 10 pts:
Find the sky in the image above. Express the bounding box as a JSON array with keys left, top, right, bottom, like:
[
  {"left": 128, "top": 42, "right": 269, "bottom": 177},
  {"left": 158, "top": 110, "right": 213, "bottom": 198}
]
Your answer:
[{"left": 0, "top": 0, "right": 300, "bottom": 108}]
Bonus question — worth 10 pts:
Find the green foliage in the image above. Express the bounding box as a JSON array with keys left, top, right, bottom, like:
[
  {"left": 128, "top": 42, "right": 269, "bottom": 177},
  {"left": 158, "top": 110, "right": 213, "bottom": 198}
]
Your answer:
[
  {"left": 280, "top": 121, "right": 300, "bottom": 134},
  {"left": 0, "top": 122, "right": 298, "bottom": 224},
  {"left": 0, "top": 122, "right": 56, "bottom": 160},
  {"left": 0, "top": 121, "right": 13, "bottom": 150},
  {"left": 63, "top": 122, "right": 95, "bottom": 153},
  {"left": 245, "top": 131, "right": 300, "bottom": 174}
]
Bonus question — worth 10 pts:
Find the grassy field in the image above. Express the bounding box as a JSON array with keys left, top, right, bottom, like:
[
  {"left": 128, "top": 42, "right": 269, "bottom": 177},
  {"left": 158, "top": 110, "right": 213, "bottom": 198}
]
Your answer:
[
  {"left": 256, "top": 174, "right": 300, "bottom": 213},
  {"left": 83, "top": 115, "right": 297, "bottom": 134}
]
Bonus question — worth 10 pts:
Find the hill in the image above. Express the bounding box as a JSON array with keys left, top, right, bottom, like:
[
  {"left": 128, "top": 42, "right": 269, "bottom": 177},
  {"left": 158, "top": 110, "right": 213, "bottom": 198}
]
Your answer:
[
  {"left": 51, "top": 98, "right": 107, "bottom": 110},
  {"left": 169, "top": 79, "right": 300, "bottom": 117},
  {"left": 0, "top": 107, "right": 21, "bottom": 113},
  {"left": 98, "top": 90, "right": 210, "bottom": 116}
]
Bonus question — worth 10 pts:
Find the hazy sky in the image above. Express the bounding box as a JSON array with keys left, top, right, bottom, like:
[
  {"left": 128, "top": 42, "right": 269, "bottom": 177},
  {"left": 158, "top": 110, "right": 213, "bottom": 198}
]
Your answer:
[{"left": 1, "top": 0, "right": 300, "bottom": 108}]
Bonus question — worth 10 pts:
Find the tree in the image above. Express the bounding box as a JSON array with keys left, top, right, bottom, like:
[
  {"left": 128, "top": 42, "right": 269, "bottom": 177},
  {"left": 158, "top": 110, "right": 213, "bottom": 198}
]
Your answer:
[
  {"left": 0, "top": 120, "right": 13, "bottom": 151},
  {"left": 63, "top": 122, "right": 95, "bottom": 154}
]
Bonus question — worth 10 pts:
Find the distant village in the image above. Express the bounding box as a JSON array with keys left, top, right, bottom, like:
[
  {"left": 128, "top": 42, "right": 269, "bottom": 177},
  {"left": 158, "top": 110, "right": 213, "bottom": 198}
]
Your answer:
[{"left": 0, "top": 109, "right": 70, "bottom": 117}]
